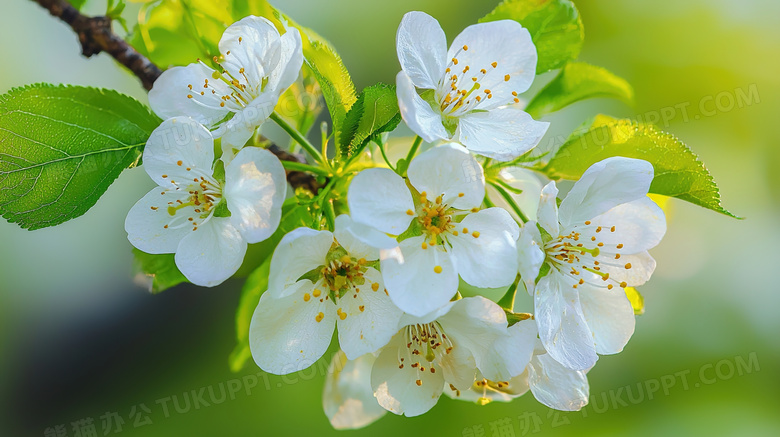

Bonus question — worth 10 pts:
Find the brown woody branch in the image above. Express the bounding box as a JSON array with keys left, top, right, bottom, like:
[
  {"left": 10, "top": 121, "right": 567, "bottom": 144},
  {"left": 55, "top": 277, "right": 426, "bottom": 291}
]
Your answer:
[{"left": 31, "top": 0, "right": 322, "bottom": 191}]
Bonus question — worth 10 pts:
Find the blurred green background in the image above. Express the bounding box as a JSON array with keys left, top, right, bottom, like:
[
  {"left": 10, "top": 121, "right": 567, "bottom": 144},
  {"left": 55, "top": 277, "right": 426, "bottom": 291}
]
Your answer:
[{"left": 1, "top": 0, "right": 778, "bottom": 435}]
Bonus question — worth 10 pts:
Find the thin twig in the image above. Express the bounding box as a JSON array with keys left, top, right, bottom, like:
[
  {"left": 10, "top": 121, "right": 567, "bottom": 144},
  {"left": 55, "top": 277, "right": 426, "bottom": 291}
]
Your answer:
[
  {"left": 31, "top": 0, "right": 323, "bottom": 192},
  {"left": 33, "top": 0, "right": 162, "bottom": 90}
]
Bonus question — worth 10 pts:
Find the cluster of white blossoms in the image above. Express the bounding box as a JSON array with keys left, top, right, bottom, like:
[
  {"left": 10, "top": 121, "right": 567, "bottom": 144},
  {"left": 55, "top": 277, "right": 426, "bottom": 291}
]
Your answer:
[{"left": 125, "top": 11, "right": 666, "bottom": 429}]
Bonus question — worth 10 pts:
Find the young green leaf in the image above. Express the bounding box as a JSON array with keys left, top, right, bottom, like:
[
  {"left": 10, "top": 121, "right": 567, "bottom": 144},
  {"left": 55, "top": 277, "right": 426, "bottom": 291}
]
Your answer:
[
  {"left": 544, "top": 115, "right": 738, "bottom": 218},
  {"left": 0, "top": 84, "right": 161, "bottom": 230},
  {"left": 525, "top": 62, "right": 634, "bottom": 118},
  {"left": 480, "top": 0, "right": 584, "bottom": 74},
  {"left": 67, "top": 0, "right": 87, "bottom": 10},
  {"left": 339, "top": 83, "right": 401, "bottom": 158},
  {"left": 132, "top": 250, "right": 188, "bottom": 294}
]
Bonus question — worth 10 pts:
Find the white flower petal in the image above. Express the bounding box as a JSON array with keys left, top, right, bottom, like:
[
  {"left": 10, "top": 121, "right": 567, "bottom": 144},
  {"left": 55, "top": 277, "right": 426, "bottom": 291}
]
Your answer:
[
  {"left": 438, "top": 297, "right": 508, "bottom": 382},
  {"left": 436, "top": 333, "right": 477, "bottom": 390},
  {"left": 396, "top": 11, "right": 447, "bottom": 90},
  {"left": 338, "top": 268, "right": 403, "bottom": 360},
  {"left": 534, "top": 274, "right": 597, "bottom": 370},
  {"left": 579, "top": 197, "right": 667, "bottom": 253},
  {"left": 537, "top": 182, "right": 560, "bottom": 236},
  {"left": 396, "top": 71, "right": 449, "bottom": 143},
  {"left": 578, "top": 282, "right": 636, "bottom": 355},
  {"left": 348, "top": 168, "right": 414, "bottom": 235},
  {"left": 371, "top": 333, "right": 445, "bottom": 416},
  {"left": 528, "top": 353, "right": 589, "bottom": 411},
  {"left": 249, "top": 280, "right": 335, "bottom": 374},
  {"left": 219, "top": 16, "right": 281, "bottom": 90},
  {"left": 517, "top": 223, "right": 545, "bottom": 294},
  {"left": 174, "top": 218, "right": 247, "bottom": 287},
  {"left": 148, "top": 65, "right": 231, "bottom": 127},
  {"left": 334, "top": 214, "right": 399, "bottom": 252},
  {"left": 449, "top": 208, "right": 519, "bottom": 288},
  {"left": 323, "top": 351, "right": 386, "bottom": 430},
  {"left": 456, "top": 106, "right": 549, "bottom": 161},
  {"left": 448, "top": 20, "right": 537, "bottom": 110},
  {"left": 225, "top": 147, "right": 286, "bottom": 244},
  {"left": 125, "top": 188, "right": 191, "bottom": 254},
  {"left": 143, "top": 117, "right": 215, "bottom": 186},
  {"left": 333, "top": 215, "right": 384, "bottom": 260},
  {"left": 268, "top": 228, "right": 334, "bottom": 294},
  {"left": 593, "top": 251, "right": 657, "bottom": 287},
  {"left": 380, "top": 236, "right": 458, "bottom": 317},
  {"left": 558, "top": 157, "right": 654, "bottom": 228},
  {"left": 479, "top": 318, "right": 537, "bottom": 382},
  {"left": 407, "top": 143, "right": 485, "bottom": 209}
]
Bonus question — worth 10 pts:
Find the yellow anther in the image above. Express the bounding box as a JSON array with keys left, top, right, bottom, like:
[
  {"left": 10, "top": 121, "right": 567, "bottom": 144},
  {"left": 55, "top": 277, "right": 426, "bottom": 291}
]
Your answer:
[
  {"left": 462, "top": 45, "right": 469, "bottom": 51},
  {"left": 421, "top": 242, "right": 428, "bottom": 250},
  {"left": 372, "top": 282, "right": 379, "bottom": 292},
  {"left": 504, "top": 74, "right": 511, "bottom": 81},
  {"left": 617, "top": 243, "right": 624, "bottom": 249},
  {"left": 434, "top": 265, "right": 443, "bottom": 274},
  {"left": 313, "top": 289, "right": 321, "bottom": 298},
  {"left": 491, "top": 62, "right": 498, "bottom": 68},
  {"left": 359, "top": 305, "right": 365, "bottom": 312},
  {"left": 303, "top": 293, "right": 311, "bottom": 302},
  {"left": 458, "top": 192, "right": 465, "bottom": 197},
  {"left": 625, "top": 263, "right": 632, "bottom": 269},
  {"left": 315, "top": 312, "right": 324, "bottom": 323},
  {"left": 462, "top": 227, "right": 468, "bottom": 234},
  {"left": 472, "top": 231, "right": 480, "bottom": 238},
  {"left": 615, "top": 254, "right": 621, "bottom": 260}
]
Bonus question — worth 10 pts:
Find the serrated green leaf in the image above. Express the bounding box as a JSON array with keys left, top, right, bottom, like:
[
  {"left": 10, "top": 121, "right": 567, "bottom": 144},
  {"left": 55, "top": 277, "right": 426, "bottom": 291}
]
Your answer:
[
  {"left": 339, "top": 83, "right": 401, "bottom": 158},
  {"left": 132, "top": 249, "right": 188, "bottom": 293},
  {"left": 299, "top": 37, "right": 357, "bottom": 142},
  {"left": 480, "top": 0, "right": 584, "bottom": 74},
  {"left": 0, "top": 84, "right": 161, "bottom": 230},
  {"left": 544, "top": 115, "right": 738, "bottom": 218},
  {"left": 525, "top": 62, "right": 634, "bottom": 118}
]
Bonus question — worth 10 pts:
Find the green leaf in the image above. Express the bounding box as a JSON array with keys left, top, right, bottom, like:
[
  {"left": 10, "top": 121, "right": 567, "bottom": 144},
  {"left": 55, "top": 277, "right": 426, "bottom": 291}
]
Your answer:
[
  {"left": 525, "top": 62, "right": 634, "bottom": 118},
  {"left": 229, "top": 256, "right": 270, "bottom": 372},
  {"left": 339, "top": 83, "right": 401, "bottom": 158},
  {"left": 297, "top": 34, "right": 357, "bottom": 143},
  {"left": 0, "top": 84, "right": 161, "bottom": 230},
  {"left": 67, "top": 0, "right": 87, "bottom": 10},
  {"left": 480, "top": 0, "right": 584, "bottom": 74},
  {"left": 544, "top": 115, "right": 738, "bottom": 218},
  {"left": 132, "top": 250, "right": 188, "bottom": 293},
  {"left": 129, "top": 0, "right": 232, "bottom": 68}
]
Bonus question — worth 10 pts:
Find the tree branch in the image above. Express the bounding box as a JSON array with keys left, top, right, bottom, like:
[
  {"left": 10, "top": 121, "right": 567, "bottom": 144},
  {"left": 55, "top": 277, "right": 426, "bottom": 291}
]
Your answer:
[
  {"left": 31, "top": 0, "right": 323, "bottom": 192},
  {"left": 33, "top": 0, "right": 162, "bottom": 90}
]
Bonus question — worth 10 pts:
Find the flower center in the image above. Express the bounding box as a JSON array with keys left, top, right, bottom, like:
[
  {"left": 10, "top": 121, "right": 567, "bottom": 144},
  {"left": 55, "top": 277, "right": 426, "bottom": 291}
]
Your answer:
[
  {"left": 435, "top": 45, "right": 522, "bottom": 117},
  {"left": 156, "top": 168, "right": 222, "bottom": 232},
  {"left": 416, "top": 192, "right": 455, "bottom": 242},
  {"left": 544, "top": 220, "right": 632, "bottom": 291},
  {"left": 397, "top": 322, "right": 454, "bottom": 387},
  {"left": 185, "top": 41, "right": 269, "bottom": 113},
  {"left": 320, "top": 252, "right": 369, "bottom": 296}
]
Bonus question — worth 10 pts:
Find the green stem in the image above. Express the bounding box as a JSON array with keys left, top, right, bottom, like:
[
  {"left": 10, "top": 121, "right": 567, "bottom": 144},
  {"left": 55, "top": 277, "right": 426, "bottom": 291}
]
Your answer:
[
  {"left": 379, "top": 142, "right": 397, "bottom": 172},
  {"left": 405, "top": 135, "right": 423, "bottom": 165},
  {"left": 323, "top": 198, "right": 336, "bottom": 232},
  {"left": 280, "top": 160, "right": 331, "bottom": 177},
  {"left": 270, "top": 112, "right": 324, "bottom": 163},
  {"left": 492, "top": 178, "right": 525, "bottom": 195},
  {"left": 490, "top": 181, "right": 529, "bottom": 223}
]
